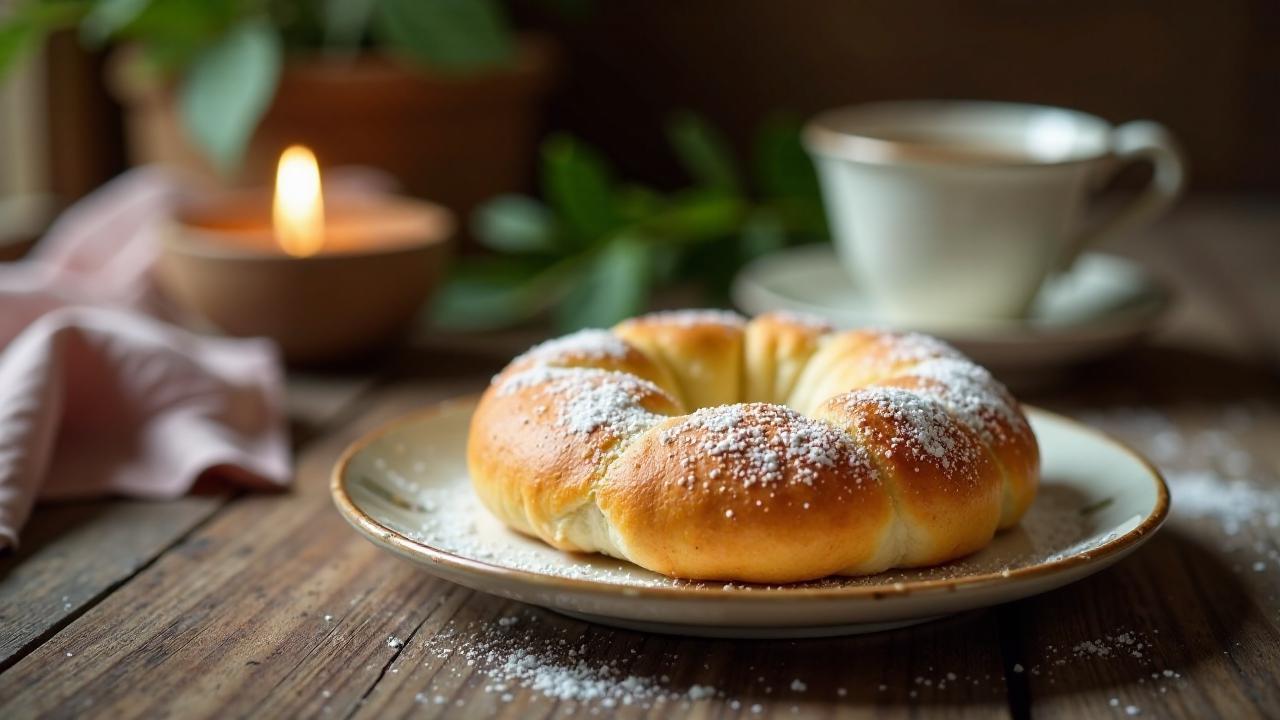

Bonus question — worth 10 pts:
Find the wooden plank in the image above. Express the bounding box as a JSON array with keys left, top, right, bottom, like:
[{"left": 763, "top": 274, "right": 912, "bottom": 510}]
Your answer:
[
  {"left": 285, "top": 372, "right": 384, "bottom": 434},
  {"left": 1092, "top": 198, "right": 1260, "bottom": 360},
  {"left": 1169, "top": 197, "right": 1280, "bottom": 369},
  {"left": 0, "top": 496, "right": 223, "bottom": 672},
  {"left": 0, "top": 373, "right": 374, "bottom": 673}
]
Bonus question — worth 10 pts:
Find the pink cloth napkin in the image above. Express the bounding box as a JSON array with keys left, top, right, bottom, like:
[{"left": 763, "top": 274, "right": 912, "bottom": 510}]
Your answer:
[{"left": 0, "top": 168, "right": 292, "bottom": 548}]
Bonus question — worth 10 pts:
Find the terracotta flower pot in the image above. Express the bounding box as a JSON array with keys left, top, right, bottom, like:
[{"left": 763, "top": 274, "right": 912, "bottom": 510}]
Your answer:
[{"left": 110, "top": 35, "right": 556, "bottom": 231}]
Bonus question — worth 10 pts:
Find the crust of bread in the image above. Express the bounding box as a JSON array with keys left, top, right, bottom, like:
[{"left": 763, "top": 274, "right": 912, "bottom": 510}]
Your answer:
[
  {"left": 467, "top": 369, "right": 681, "bottom": 549},
  {"left": 742, "top": 312, "right": 832, "bottom": 404},
  {"left": 597, "top": 405, "right": 896, "bottom": 582},
  {"left": 812, "top": 388, "right": 1003, "bottom": 567},
  {"left": 613, "top": 311, "right": 744, "bottom": 410}
]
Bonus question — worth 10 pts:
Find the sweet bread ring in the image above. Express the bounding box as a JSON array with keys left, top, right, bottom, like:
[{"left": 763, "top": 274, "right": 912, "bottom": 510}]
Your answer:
[{"left": 467, "top": 311, "right": 1039, "bottom": 583}]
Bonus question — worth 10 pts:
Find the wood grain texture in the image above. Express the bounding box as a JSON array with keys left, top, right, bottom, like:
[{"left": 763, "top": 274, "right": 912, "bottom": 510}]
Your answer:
[
  {"left": 350, "top": 603, "right": 1014, "bottom": 720},
  {"left": 1168, "top": 197, "right": 1280, "bottom": 368},
  {"left": 0, "top": 497, "right": 224, "bottom": 672},
  {"left": 0, "top": 200, "right": 1276, "bottom": 718}
]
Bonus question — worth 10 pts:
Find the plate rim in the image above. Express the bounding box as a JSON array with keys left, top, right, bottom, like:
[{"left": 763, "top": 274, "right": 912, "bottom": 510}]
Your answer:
[
  {"left": 331, "top": 395, "right": 1169, "bottom": 603},
  {"left": 730, "top": 245, "right": 1175, "bottom": 344}
]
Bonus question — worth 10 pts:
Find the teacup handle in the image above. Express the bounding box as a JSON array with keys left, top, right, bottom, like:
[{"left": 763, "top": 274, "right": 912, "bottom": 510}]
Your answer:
[{"left": 1060, "top": 120, "right": 1186, "bottom": 269}]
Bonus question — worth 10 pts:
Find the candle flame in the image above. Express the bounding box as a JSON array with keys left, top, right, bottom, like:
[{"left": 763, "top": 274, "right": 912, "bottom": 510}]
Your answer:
[{"left": 273, "top": 145, "right": 324, "bottom": 257}]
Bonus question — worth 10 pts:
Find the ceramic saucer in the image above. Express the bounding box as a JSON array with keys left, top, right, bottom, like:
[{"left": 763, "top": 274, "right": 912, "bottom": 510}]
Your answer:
[
  {"left": 332, "top": 397, "right": 1168, "bottom": 639},
  {"left": 731, "top": 245, "right": 1172, "bottom": 377}
]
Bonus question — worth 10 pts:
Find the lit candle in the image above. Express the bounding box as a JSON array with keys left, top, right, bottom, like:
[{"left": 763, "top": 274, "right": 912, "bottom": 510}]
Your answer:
[
  {"left": 160, "top": 146, "right": 454, "bottom": 364},
  {"left": 273, "top": 145, "right": 326, "bottom": 258}
]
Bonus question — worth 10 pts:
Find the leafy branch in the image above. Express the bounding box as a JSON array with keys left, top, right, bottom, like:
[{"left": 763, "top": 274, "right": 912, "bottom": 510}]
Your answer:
[
  {"left": 433, "top": 113, "right": 827, "bottom": 332},
  {"left": 0, "top": 0, "right": 518, "bottom": 172}
]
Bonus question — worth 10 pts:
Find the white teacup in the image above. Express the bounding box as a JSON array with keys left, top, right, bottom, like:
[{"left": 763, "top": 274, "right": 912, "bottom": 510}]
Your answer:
[{"left": 804, "top": 100, "right": 1185, "bottom": 326}]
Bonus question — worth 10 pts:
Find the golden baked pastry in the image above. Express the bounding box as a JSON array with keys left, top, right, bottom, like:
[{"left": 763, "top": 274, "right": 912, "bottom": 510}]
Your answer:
[{"left": 467, "top": 310, "right": 1039, "bottom": 583}]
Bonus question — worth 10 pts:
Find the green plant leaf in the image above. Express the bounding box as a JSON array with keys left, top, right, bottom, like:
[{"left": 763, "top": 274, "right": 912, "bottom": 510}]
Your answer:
[
  {"left": 472, "top": 194, "right": 562, "bottom": 254},
  {"left": 643, "top": 190, "right": 742, "bottom": 244},
  {"left": 647, "top": 243, "right": 681, "bottom": 286},
  {"left": 0, "top": 21, "right": 35, "bottom": 77},
  {"left": 432, "top": 257, "right": 574, "bottom": 330},
  {"left": 754, "top": 114, "right": 828, "bottom": 238},
  {"left": 542, "top": 134, "right": 623, "bottom": 245},
  {"left": 753, "top": 114, "right": 812, "bottom": 197},
  {"left": 178, "top": 17, "right": 281, "bottom": 174},
  {"left": 615, "top": 185, "right": 662, "bottom": 222},
  {"left": 374, "top": 0, "right": 512, "bottom": 70},
  {"left": 739, "top": 207, "right": 788, "bottom": 258},
  {"left": 321, "top": 0, "right": 377, "bottom": 52},
  {"left": 0, "top": 1, "right": 87, "bottom": 77},
  {"left": 554, "top": 238, "right": 652, "bottom": 331},
  {"left": 80, "top": 0, "right": 151, "bottom": 45},
  {"left": 108, "top": 0, "right": 238, "bottom": 72},
  {"left": 666, "top": 111, "right": 738, "bottom": 192}
]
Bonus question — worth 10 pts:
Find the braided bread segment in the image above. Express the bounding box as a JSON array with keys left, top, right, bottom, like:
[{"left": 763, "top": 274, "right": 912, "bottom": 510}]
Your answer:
[
  {"left": 787, "top": 329, "right": 961, "bottom": 415},
  {"left": 597, "top": 403, "right": 895, "bottom": 582},
  {"left": 812, "top": 388, "right": 1002, "bottom": 568},
  {"left": 876, "top": 358, "right": 1039, "bottom": 527},
  {"left": 614, "top": 310, "right": 745, "bottom": 410},
  {"left": 468, "top": 366, "right": 680, "bottom": 550},
  {"left": 500, "top": 328, "right": 682, "bottom": 404},
  {"left": 742, "top": 312, "right": 832, "bottom": 404}
]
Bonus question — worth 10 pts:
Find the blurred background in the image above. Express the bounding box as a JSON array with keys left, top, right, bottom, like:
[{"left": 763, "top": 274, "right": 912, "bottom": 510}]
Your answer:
[
  {"left": 541, "top": 0, "right": 1280, "bottom": 192},
  {"left": 7, "top": 0, "right": 1278, "bottom": 196},
  {"left": 2, "top": 0, "right": 1277, "bottom": 331}
]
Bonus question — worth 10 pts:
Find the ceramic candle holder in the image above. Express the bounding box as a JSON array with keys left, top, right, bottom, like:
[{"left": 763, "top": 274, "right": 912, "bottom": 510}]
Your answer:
[{"left": 160, "top": 191, "right": 453, "bottom": 365}]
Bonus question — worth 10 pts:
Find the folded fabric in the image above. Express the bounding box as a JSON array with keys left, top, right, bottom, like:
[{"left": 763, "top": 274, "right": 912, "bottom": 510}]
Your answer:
[{"left": 0, "top": 168, "right": 292, "bottom": 548}]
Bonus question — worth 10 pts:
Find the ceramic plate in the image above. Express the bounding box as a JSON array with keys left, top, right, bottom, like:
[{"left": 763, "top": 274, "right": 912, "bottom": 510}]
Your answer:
[
  {"left": 332, "top": 398, "right": 1168, "bottom": 638},
  {"left": 731, "top": 246, "right": 1172, "bottom": 379}
]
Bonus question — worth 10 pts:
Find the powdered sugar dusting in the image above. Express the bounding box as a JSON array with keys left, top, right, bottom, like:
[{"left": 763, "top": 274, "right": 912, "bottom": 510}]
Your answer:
[
  {"left": 843, "top": 387, "right": 979, "bottom": 472},
  {"left": 629, "top": 309, "right": 746, "bottom": 328},
  {"left": 512, "top": 328, "right": 633, "bottom": 366},
  {"left": 1162, "top": 471, "right": 1280, "bottom": 536},
  {"left": 398, "top": 604, "right": 1179, "bottom": 714},
  {"left": 766, "top": 311, "right": 833, "bottom": 331},
  {"left": 902, "top": 358, "right": 1027, "bottom": 444},
  {"left": 413, "top": 611, "right": 718, "bottom": 708},
  {"left": 1081, "top": 404, "right": 1280, "bottom": 571},
  {"left": 496, "top": 367, "right": 670, "bottom": 439},
  {"left": 657, "top": 403, "right": 877, "bottom": 488},
  {"left": 882, "top": 331, "right": 963, "bottom": 366}
]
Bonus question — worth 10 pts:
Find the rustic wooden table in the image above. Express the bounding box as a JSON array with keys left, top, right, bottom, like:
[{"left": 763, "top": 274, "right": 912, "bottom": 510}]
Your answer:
[{"left": 1, "top": 197, "right": 1277, "bottom": 719}]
